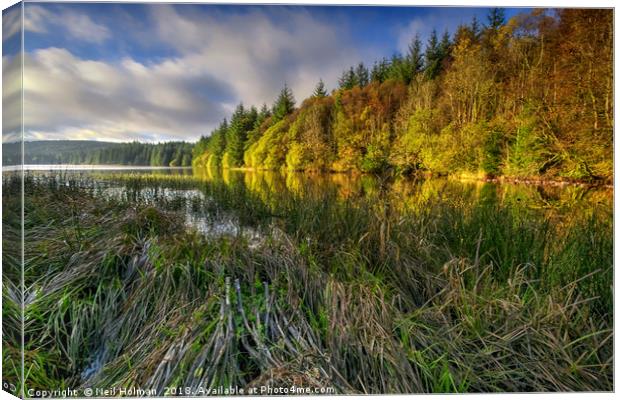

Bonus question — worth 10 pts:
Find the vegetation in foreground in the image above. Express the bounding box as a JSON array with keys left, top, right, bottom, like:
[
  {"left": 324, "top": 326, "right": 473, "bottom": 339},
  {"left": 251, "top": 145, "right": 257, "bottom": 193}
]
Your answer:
[
  {"left": 2, "top": 171, "right": 612, "bottom": 394},
  {"left": 193, "top": 9, "right": 612, "bottom": 183}
]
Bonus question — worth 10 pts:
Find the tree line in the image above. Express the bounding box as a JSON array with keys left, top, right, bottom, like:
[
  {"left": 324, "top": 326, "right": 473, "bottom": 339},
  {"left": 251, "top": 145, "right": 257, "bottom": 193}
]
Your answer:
[
  {"left": 194, "top": 8, "right": 612, "bottom": 182},
  {"left": 4, "top": 140, "right": 193, "bottom": 166}
]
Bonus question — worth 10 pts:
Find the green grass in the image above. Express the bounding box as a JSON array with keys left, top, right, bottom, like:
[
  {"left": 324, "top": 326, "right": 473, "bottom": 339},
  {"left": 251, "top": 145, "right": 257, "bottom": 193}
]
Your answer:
[{"left": 1, "top": 171, "right": 612, "bottom": 394}]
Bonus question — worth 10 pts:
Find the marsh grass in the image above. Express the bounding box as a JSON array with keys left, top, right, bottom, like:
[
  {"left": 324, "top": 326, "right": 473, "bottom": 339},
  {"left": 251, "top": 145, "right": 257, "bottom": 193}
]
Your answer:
[{"left": 2, "top": 171, "right": 612, "bottom": 394}]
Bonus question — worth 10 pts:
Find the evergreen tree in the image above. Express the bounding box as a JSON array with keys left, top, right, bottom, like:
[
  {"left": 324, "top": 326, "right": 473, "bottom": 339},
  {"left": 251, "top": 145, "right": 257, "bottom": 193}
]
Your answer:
[
  {"left": 272, "top": 84, "right": 296, "bottom": 121},
  {"left": 355, "top": 63, "right": 369, "bottom": 87},
  {"left": 206, "top": 119, "right": 228, "bottom": 164},
  {"left": 407, "top": 34, "right": 424, "bottom": 76},
  {"left": 255, "top": 103, "right": 271, "bottom": 128},
  {"left": 313, "top": 79, "right": 328, "bottom": 97},
  {"left": 338, "top": 67, "right": 357, "bottom": 90},
  {"left": 487, "top": 8, "right": 506, "bottom": 31},
  {"left": 370, "top": 58, "right": 390, "bottom": 83},
  {"left": 440, "top": 30, "right": 452, "bottom": 57},
  {"left": 225, "top": 103, "right": 257, "bottom": 167},
  {"left": 470, "top": 16, "right": 481, "bottom": 39},
  {"left": 424, "top": 29, "right": 441, "bottom": 78}
]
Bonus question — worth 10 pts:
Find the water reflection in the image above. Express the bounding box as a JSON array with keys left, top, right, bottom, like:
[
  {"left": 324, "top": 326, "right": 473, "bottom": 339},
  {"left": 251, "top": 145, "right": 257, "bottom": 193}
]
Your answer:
[{"left": 24, "top": 165, "right": 612, "bottom": 240}]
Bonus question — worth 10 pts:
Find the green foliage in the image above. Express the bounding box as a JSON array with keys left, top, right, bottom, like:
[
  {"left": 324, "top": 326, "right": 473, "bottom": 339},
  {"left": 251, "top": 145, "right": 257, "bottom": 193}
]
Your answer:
[
  {"left": 355, "top": 62, "right": 369, "bottom": 87},
  {"left": 370, "top": 58, "right": 390, "bottom": 83},
  {"left": 338, "top": 67, "right": 358, "bottom": 90},
  {"left": 313, "top": 79, "right": 328, "bottom": 98},
  {"left": 225, "top": 104, "right": 257, "bottom": 167},
  {"left": 406, "top": 34, "right": 424, "bottom": 76},
  {"left": 272, "top": 84, "right": 296, "bottom": 122},
  {"left": 506, "top": 109, "right": 553, "bottom": 177},
  {"left": 479, "top": 123, "right": 505, "bottom": 176},
  {"left": 285, "top": 98, "right": 335, "bottom": 171},
  {"left": 244, "top": 119, "right": 291, "bottom": 169},
  {"left": 192, "top": 119, "right": 228, "bottom": 168},
  {"left": 188, "top": 9, "right": 612, "bottom": 183}
]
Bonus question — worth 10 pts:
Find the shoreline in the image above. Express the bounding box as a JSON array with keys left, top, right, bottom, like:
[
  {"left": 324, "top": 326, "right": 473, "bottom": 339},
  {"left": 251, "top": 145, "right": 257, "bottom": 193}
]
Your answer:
[
  {"left": 8, "top": 163, "right": 614, "bottom": 190},
  {"left": 217, "top": 165, "right": 614, "bottom": 190}
]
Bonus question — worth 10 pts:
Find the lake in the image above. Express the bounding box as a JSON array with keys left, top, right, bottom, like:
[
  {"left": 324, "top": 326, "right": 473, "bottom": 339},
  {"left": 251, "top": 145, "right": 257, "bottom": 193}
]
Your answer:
[{"left": 18, "top": 164, "right": 613, "bottom": 233}]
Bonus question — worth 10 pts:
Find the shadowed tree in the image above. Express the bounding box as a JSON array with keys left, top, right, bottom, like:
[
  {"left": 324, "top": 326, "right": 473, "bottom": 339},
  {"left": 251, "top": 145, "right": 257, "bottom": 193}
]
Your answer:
[
  {"left": 407, "top": 33, "right": 424, "bottom": 76},
  {"left": 338, "top": 67, "right": 358, "bottom": 90},
  {"left": 355, "top": 62, "right": 370, "bottom": 87},
  {"left": 313, "top": 79, "right": 328, "bottom": 97}
]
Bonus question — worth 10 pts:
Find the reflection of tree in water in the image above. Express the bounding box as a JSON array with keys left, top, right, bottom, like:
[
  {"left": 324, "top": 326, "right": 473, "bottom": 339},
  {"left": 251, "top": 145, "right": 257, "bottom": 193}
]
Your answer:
[{"left": 192, "top": 165, "right": 611, "bottom": 231}]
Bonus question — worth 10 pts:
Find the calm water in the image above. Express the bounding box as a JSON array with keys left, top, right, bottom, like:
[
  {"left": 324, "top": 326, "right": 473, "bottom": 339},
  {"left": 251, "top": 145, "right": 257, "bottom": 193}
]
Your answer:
[{"left": 17, "top": 165, "right": 613, "bottom": 241}]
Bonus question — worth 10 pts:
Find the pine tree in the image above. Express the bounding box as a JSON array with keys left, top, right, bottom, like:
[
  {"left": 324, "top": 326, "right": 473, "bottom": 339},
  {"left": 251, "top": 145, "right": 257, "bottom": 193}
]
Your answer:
[
  {"left": 424, "top": 29, "right": 440, "bottom": 78},
  {"left": 424, "top": 29, "right": 451, "bottom": 79},
  {"left": 272, "top": 84, "right": 296, "bottom": 122},
  {"left": 371, "top": 58, "right": 390, "bottom": 83},
  {"left": 256, "top": 103, "right": 271, "bottom": 126},
  {"left": 487, "top": 8, "right": 506, "bottom": 31},
  {"left": 338, "top": 67, "right": 357, "bottom": 90},
  {"left": 407, "top": 34, "right": 424, "bottom": 76},
  {"left": 440, "top": 30, "right": 452, "bottom": 56},
  {"left": 470, "top": 16, "right": 481, "bottom": 39},
  {"left": 207, "top": 119, "right": 228, "bottom": 164},
  {"left": 355, "top": 63, "right": 369, "bottom": 87},
  {"left": 225, "top": 104, "right": 253, "bottom": 167},
  {"left": 313, "top": 79, "right": 328, "bottom": 97}
]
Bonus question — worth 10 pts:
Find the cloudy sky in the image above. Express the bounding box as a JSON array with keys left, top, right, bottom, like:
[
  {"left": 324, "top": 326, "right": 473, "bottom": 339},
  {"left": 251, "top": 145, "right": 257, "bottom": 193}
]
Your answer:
[{"left": 3, "top": 2, "right": 525, "bottom": 143}]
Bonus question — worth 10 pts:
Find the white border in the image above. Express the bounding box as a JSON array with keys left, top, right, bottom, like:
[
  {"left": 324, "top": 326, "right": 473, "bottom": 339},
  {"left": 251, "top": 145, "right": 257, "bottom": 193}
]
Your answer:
[{"left": 0, "top": 1, "right": 616, "bottom": 400}]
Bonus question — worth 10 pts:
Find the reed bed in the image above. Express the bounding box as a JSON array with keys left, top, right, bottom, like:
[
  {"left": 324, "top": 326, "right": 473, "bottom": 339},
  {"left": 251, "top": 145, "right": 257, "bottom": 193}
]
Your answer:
[{"left": 2, "top": 171, "right": 612, "bottom": 394}]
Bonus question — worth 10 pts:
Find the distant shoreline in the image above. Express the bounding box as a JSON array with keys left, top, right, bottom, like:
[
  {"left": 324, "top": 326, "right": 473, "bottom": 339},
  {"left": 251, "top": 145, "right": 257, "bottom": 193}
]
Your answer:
[{"left": 2, "top": 164, "right": 192, "bottom": 172}]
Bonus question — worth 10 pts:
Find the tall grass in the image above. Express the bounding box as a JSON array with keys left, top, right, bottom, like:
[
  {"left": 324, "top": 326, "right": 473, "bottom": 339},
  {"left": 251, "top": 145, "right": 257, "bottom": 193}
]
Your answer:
[{"left": 3, "top": 171, "right": 612, "bottom": 394}]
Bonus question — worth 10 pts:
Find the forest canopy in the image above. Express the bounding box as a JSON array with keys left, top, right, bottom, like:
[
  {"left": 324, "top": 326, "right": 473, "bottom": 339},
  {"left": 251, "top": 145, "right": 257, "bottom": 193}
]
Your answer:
[{"left": 192, "top": 9, "right": 613, "bottom": 183}]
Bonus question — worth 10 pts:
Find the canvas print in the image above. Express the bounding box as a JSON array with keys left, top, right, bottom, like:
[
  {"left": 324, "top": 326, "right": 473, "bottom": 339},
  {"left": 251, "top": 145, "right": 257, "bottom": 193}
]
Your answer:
[{"left": 1, "top": 1, "right": 613, "bottom": 397}]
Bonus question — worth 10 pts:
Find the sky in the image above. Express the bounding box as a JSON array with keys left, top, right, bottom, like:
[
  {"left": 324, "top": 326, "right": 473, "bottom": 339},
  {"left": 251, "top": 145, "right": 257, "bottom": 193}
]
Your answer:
[{"left": 2, "top": 2, "right": 527, "bottom": 143}]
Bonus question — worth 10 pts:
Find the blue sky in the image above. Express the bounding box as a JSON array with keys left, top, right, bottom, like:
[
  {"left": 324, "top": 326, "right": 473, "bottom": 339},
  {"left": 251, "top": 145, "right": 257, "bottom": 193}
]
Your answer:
[{"left": 3, "top": 2, "right": 528, "bottom": 142}]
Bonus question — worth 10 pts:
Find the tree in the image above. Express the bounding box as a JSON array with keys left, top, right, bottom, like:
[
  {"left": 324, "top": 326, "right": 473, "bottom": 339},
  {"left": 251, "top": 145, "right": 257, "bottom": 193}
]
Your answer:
[
  {"left": 371, "top": 58, "right": 390, "bottom": 83},
  {"left": 313, "top": 79, "right": 328, "bottom": 97},
  {"left": 487, "top": 8, "right": 506, "bottom": 31},
  {"left": 470, "top": 16, "right": 481, "bottom": 39},
  {"left": 387, "top": 53, "right": 408, "bottom": 82},
  {"left": 355, "top": 62, "right": 369, "bottom": 87},
  {"left": 407, "top": 34, "right": 424, "bottom": 76},
  {"left": 424, "top": 29, "right": 441, "bottom": 78},
  {"left": 272, "top": 84, "right": 296, "bottom": 122},
  {"left": 440, "top": 30, "right": 452, "bottom": 59},
  {"left": 205, "top": 119, "right": 228, "bottom": 166},
  {"left": 225, "top": 104, "right": 256, "bottom": 167},
  {"left": 338, "top": 67, "right": 357, "bottom": 90},
  {"left": 186, "top": 9, "right": 612, "bottom": 182}
]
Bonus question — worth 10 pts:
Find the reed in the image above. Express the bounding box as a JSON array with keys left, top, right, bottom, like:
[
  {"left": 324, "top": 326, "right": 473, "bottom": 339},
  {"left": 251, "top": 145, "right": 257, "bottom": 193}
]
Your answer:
[{"left": 2, "top": 171, "right": 612, "bottom": 394}]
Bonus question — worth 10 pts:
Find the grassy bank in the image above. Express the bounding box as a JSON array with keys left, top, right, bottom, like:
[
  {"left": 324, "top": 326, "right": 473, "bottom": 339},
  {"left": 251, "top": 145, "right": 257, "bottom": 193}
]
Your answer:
[{"left": 3, "top": 172, "right": 612, "bottom": 394}]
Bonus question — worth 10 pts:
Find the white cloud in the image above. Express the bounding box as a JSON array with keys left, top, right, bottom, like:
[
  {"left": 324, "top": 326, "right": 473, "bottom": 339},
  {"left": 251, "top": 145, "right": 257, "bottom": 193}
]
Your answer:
[
  {"left": 23, "top": 48, "right": 232, "bottom": 142},
  {"left": 21, "top": 5, "right": 366, "bottom": 142},
  {"left": 63, "top": 11, "right": 111, "bottom": 44},
  {"left": 149, "top": 5, "right": 360, "bottom": 108},
  {"left": 2, "top": 5, "right": 22, "bottom": 42},
  {"left": 2, "top": 53, "right": 22, "bottom": 144},
  {"left": 25, "top": 5, "right": 110, "bottom": 44}
]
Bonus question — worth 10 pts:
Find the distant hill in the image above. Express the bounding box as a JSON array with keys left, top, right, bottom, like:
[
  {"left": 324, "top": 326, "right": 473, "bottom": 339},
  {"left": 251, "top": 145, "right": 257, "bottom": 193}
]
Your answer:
[{"left": 3, "top": 140, "right": 194, "bottom": 167}]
